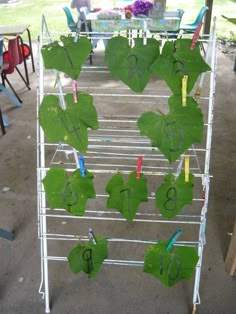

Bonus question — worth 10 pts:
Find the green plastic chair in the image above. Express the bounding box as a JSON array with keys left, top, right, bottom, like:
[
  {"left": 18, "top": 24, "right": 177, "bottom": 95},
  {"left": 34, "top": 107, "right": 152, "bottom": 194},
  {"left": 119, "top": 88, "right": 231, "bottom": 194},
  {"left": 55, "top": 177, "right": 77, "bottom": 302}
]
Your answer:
[
  {"left": 180, "top": 6, "right": 209, "bottom": 33},
  {"left": 63, "top": 6, "right": 77, "bottom": 32}
]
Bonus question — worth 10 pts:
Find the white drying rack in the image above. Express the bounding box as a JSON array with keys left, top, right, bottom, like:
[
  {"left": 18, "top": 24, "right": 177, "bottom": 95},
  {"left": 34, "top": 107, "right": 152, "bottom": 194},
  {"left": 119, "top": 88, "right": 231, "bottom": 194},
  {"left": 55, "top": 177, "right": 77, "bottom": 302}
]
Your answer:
[{"left": 37, "top": 15, "right": 217, "bottom": 314}]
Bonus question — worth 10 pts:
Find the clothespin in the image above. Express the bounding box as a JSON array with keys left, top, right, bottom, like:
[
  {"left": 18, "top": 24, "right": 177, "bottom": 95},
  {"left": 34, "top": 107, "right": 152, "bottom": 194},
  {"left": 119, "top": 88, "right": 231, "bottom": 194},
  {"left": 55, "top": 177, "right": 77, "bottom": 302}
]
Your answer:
[
  {"left": 182, "top": 75, "right": 188, "bottom": 107},
  {"left": 136, "top": 156, "right": 143, "bottom": 179},
  {"left": 194, "top": 86, "right": 202, "bottom": 100},
  {"left": 89, "top": 228, "right": 97, "bottom": 244},
  {"left": 184, "top": 155, "right": 190, "bottom": 182},
  {"left": 166, "top": 228, "right": 182, "bottom": 251},
  {"left": 72, "top": 80, "right": 78, "bottom": 103},
  {"left": 190, "top": 22, "right": 203, "bottom": 50},
  {"left": 79, "top": 155, "right": 86, "bottom": 177}
]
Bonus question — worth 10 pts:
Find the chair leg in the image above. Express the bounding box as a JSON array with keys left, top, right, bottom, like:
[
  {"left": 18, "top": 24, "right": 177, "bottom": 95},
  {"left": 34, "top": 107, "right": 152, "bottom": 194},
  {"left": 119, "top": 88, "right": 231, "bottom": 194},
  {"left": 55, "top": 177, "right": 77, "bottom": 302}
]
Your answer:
[
  {"left": 1, "top": 74, "right": 22, "bottom": 103},
  {"left": 0, "top": 109, "right": 6, "bottom": 135},
  {"left": 0, "top": 228, "right": 15, "bottom": 241},
  {"left": 15, "top": 67, "right": 31, "bottom": 90}
]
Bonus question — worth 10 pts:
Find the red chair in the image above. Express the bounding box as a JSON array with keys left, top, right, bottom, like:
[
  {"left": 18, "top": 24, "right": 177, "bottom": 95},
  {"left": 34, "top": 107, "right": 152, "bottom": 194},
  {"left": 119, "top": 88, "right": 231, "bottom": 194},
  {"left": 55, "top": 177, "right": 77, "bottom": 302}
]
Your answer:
[{"left": 1, "top": 36, "right": 30, "bottom": 103}]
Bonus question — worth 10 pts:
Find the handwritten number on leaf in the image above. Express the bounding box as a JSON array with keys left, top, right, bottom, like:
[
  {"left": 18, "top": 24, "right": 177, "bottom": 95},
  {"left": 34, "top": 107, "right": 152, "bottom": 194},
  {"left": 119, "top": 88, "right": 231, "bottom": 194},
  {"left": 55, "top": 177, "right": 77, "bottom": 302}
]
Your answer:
[
  {"left": 164, "top": 120, "right": 184, "bottom": 153},
  {"left": 144, "top": 240, "right": 198, "bottom": 287},
  {"left": 128, "top": 55, "right": 143, "bottom": 80},
  {"left": 82, "top": 248, "right": 93, "bottom": 273},
  {"left": 42, "top": 167, "right": 96, "bottom": 216},
  {"left": 167, "top": 256, "right": 181, "bottom": 281},
  {"left": 62, "top": 181, "right": 78, "bottom": 207},
  {"left": 120, "top": 188, "right": 131, "bottom": 212},
  {"left": 68, "top": 236, "right": 108, "bottom": 278},
  {"left": 60, "top": 116, "right": 81, "bottom": 141},
  {"left": 164, "top": 187, "right": 177, "bottom": 212},
  {"left": 156, "top": 172, "right": 194, "bottom": 218}
]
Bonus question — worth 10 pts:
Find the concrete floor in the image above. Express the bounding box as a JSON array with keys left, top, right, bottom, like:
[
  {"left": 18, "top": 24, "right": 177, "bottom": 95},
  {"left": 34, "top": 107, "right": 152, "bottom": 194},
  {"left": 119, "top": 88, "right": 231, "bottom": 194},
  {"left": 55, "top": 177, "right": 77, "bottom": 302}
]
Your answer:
[{"left": 0, "top": 42, "right": 236, "bottom": 314}]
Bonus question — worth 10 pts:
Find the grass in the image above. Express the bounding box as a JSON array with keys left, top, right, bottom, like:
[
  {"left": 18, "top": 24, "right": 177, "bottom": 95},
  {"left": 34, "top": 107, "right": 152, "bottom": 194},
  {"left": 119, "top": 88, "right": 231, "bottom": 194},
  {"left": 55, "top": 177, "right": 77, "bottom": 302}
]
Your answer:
[{"left": 0, "top": 0, "right": 236, "bottom": 41}]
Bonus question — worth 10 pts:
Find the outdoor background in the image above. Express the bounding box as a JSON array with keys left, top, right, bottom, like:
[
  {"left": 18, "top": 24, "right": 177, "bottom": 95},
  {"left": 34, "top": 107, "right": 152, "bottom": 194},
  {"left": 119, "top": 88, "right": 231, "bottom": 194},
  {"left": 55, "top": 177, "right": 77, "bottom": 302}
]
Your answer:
[{"left": 0, "top": 0, "right": 236, "bottom": 41}]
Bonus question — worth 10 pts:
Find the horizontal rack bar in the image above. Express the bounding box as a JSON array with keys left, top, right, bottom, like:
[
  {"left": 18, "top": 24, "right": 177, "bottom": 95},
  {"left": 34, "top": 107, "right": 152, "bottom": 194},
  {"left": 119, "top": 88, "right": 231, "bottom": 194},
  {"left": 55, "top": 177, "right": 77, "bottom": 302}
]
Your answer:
[
  {"left": 39, "top": 213, "right": 202, "bottom": 224},
  {"left": 37, "top": 167, "right": 210, "bottom": 178},
  {"left": 38, "top": 194, "right": 204, "bottom": 204},
  {"left": 42, "top": 257, "right": 204, "bottom": 268},
  {"left": 39, "top": 234, "right": 201, "bottom": 246}
]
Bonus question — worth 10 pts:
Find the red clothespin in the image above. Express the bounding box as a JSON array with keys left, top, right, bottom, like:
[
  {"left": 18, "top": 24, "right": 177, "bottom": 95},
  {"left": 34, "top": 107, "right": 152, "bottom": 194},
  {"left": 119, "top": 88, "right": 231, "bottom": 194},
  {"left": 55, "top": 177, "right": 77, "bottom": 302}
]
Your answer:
[
  {"left": 72, "top": 80, "right": 78, "bottom": 103},
  {"left": 190, "top": 22, "right": 203, "bottom": 50},
  {"left": 136, "top": 156, "right": 143, "bottom": 179}
]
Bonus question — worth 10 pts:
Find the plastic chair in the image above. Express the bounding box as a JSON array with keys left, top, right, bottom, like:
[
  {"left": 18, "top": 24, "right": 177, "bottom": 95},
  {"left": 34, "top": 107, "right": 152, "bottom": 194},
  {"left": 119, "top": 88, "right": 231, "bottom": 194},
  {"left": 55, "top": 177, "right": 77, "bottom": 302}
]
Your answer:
[
  {"left": 63, "top": 6, "right": 78, "bottom": 32},
  {"left": 0, "top": 36, "right": 21, "bottom": 130},
  {"left": 180, "top": 6, "right": 209, "bottom": 33},
  {"left": 1, "top": 36, "right": 30, "bottom": 103},
  {"left": 0, "top": 109, "right": 6, "bottom": 135},
  {"left": 79, "top": 7, "right": 109, "bottom": 50},
  {"left": 158, "top": 9, "right": 185, "bottom": 39}
]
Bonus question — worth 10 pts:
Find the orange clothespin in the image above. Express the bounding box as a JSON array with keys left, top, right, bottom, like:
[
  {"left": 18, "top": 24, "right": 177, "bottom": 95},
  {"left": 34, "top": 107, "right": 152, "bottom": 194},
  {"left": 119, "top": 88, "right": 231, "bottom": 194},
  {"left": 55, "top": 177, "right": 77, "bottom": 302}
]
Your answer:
[
  {"left": 182, "top": 75, "right": 188, "bottom": 107},
  {"left": 72, "top": 80, "right": 78, "bottom": 103},
  {"left": 136, "top": 156, "right": 143, "bottom": 179},
  {"left": 185, "top": 155, "right": 190, "bottom": 182},
  {"left": 190, "top": 22, "right": 203, "bottom": 50}
]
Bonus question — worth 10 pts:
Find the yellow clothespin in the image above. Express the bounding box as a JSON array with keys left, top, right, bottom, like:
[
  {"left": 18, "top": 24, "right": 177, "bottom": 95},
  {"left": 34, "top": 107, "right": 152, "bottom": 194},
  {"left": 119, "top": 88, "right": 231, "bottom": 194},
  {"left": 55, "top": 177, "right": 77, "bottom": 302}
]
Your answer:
[
  {"left": 182, "top": 75, "right": 188, "bottom": 107},
  {"left": 194, "top": 86, "right": 202, "bottom": 101},
  {"left": 185, "top": 155, "right": 190, "bottom": 182}
]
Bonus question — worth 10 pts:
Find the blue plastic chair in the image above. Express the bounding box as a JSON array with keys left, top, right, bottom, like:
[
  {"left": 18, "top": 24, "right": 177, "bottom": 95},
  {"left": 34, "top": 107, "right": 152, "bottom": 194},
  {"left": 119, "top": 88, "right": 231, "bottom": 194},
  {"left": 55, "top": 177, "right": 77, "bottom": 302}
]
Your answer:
[
  {"left": 180, "top": 6, "right": 209, "bottom": 33},
  {"left": 63, "top": 6, "right": 77, "bottom": 32}
]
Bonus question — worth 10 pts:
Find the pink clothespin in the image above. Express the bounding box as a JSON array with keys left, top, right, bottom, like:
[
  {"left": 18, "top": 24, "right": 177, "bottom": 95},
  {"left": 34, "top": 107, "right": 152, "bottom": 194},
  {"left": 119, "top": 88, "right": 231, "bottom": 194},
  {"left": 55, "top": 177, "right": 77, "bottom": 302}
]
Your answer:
[
  {"left": 72, "top": 80, "right": 78, "bottom": 103},
  {"left": 190, "top": 22, "right": 203, "bottom": 50},
  {"left": 136, "top": 156, "right": 143, "bottom": 179}
]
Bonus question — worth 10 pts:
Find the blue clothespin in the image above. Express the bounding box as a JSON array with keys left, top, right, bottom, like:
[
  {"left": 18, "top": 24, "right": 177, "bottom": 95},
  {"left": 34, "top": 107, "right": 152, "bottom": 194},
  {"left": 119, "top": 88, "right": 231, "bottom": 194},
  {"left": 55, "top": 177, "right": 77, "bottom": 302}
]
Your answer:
[
  {"left": 89, "top": 228, "right": 97, "bottom": 245},
  {"left": 166, "top": 228, "right": 182, "bottom": 251},
  {"left": 79, "top": 155, "right": 86, "bottom": 177}
]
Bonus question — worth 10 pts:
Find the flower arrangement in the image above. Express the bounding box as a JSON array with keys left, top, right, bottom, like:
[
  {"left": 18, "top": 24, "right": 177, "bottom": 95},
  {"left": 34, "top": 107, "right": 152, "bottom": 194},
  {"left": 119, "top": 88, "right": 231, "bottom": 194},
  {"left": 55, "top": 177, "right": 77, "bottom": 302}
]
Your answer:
[{"left": 132, "top": 0, "right": 153, "bottom": 16}]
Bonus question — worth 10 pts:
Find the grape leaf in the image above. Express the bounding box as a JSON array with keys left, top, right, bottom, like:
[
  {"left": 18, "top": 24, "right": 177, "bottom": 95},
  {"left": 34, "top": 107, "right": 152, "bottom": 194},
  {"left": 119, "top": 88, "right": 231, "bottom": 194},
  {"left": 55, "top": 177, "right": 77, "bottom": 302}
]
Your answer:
[
  {"left": 105, "top": 171, "right": 148, "bottom": 221},
  {"left": 105, "top": 36, "right": 160, "bottom": 92},
  {"left": 143, "top": 240, "right": 198, "bottom": 287},
  {"left": 137, "top": 96, "right": 203, "bottom": 162},
  {"left": 155, "top": 171, "right": 194, "bottom": 218},
  {"left": 42, "top": 167, "right": 96, "bottom": 215},
  {"left": 39, "top": 92, "right": 99, "bottom": 152},
  {"left": 68, "top": 236, "right": 108, "bottom": 278},
  {"left": 150, "top": 39, "right": 211, "bottom": 94},
  {"left": 41, "top": 35, "right": 92, "bottom": 80}
]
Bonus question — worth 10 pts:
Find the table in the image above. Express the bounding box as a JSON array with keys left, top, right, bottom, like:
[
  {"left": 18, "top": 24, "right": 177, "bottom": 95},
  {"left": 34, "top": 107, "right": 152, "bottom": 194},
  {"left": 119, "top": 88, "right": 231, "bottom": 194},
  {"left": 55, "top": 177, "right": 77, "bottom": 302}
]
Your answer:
[
  {"left": 87, "top": 11, "right": 181, "bottom": 33},
  {"left": 0, "top": 24, "right": 35, "bottom": 84}
]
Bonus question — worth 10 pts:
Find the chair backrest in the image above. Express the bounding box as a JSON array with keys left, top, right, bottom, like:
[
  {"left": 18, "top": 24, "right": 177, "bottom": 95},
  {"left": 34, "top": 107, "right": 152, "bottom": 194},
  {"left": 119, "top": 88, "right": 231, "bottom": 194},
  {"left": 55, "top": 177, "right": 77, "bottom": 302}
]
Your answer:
[
  {"left": 63, "top": 6, "right": 77, "bottom": 32},
  {"left": 192, "top": 6, "right": 209, "bottom": 26},
  {"left": 177, "top": 9, "right": 185, "bottom": 20},
  {"left": 2, "top": 37, "right": 21, "bottom": 75},
  {"left": 79, "top": 6, "right": 91, "bottom": 33}
]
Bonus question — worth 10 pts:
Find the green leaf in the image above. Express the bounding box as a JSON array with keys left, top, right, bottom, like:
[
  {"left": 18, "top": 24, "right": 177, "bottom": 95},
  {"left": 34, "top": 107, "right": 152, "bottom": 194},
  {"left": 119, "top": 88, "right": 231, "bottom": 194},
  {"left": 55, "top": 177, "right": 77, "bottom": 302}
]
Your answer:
[
  {"left": 105, "top": 36, "right": 160, "bottom": 92},
  {"left": 150, "top": 39, "right": 211, "bottom": 94},
  {"left": 68, "top": 236, "right": 108, "bottom": 278},
  {"left": 39, "top": 93, "right": 99, "bottom": 152},
  {"left": 105, "top": 171, "right": 148, "bottom": 221},
  {"left": 143, "top": 240, "right": 198, "bottom": 287},
  {"left": 155, "top": 171, "right": 194, "bottom": 218},
  {"left": 41, "top": 35, "right": 92, "bottom": 80},
  {"left": 42, "top": 167, "right": 96, "bottom": 215},
  {"left": 137, "top": 96, "right": 203, "bottom": 162}
]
